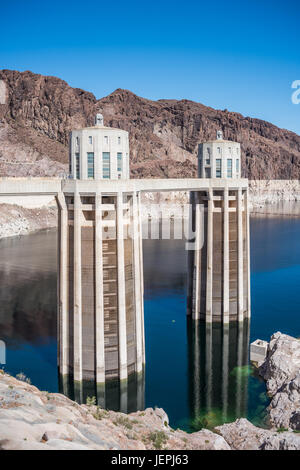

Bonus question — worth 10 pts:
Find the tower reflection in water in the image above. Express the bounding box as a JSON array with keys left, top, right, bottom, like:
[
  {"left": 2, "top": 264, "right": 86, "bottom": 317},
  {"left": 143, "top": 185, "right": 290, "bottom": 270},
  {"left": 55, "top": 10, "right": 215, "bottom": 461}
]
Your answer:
[
  {"left": 187, "top": 319, "right": 251, "bottom": 430},
  {"left": 59, "top": 372, "right": 145, "bottom": 414}
]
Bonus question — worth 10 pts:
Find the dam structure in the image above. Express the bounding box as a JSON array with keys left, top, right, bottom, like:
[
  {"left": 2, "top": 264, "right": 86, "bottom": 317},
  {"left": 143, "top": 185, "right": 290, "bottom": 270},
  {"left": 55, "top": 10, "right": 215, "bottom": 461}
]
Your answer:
[
  {"left": 0, "top": 121, "right": 250, "bottom": 409},
  {"left": 187, "top": 131, "right": 250, "bottom": 322}
]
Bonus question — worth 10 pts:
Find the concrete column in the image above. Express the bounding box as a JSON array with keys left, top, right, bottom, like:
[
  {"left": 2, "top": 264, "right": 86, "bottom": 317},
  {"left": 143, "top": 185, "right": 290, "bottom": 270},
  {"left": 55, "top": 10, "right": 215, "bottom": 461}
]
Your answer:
[
  {"left": 186, "top": 191, "right": 194, "bottom": 317},
  {"left": 74, "top": 381, "right": 83, "bottom": 404},
  {"left": 242, "top": 320, "right": 250, "bottom": 415},
  {"left": 119, "top": 382, "right": 128, "bottom": 414},
  {"left": 192, "top": 321, "right": 201, "bottom": 413},
  {"left": 206, "top": 189, "right": 213, "bottom": 322},
  {"left": 117, "top": 191, "right": 128, "bottom": 382},
  {"left": 237, "top": 188, "right": 244, "bottom": 322},
  {"left": 56, "top": 193, "right": 68, "bottom": 376},
  {"left": 222, "top": 324, "right": 229, "bottom": 421},
  {"left": 245, "top": 190, "right": 251, "bottom": 317},
  {"left": 137, "top": 372, "right": 145, "bottom": 411},
  {"left": 132, "top": 192, "right": 143, "bottom": 373},
  {"left": 56, "top": 209, "right": 60, "bottom": 369},
  {"left": 193, "top": 193, "right": 201, "bottom": 320},
  {"left": 95, "top": 135, "right": 100, "bottom": 180},
  {"left": 138, "top": 192, "right": 146, "bottom": 366},
  {"left": 95, "top": 190, "right": 105, "bottom": 385},
  {"left": 205, "top": 322, "right": 212, "bottom": 411},
  {"left": 73, "top": 189, "right": 82, "bottom": 383},
  {"left": 79, "top": 137, "right": 84, "bottom": 180},
  {"left": 236, "top": 321, "right": 244, "bottom": 416},
  {"left": 223, "top": 187, "right": 230, "bottom": 324}
]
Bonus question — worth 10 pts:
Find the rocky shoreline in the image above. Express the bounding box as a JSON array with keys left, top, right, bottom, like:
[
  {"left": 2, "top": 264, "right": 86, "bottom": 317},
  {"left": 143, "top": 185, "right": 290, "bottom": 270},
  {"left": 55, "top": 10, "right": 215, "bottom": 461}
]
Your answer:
[
  {"left": 249, "top": 180, "right": 300, "bottom": 209},
  {"left": 0, "top": 203, "right": 57, "bottom": 239},
  {"left": 0, "top": 332, "right": 299, "bottom": 450}
]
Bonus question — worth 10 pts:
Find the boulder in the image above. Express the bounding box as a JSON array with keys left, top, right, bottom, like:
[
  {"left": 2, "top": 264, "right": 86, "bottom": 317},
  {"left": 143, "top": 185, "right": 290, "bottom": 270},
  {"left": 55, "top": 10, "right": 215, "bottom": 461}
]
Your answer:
[{"left": 259, "top": 332, "right": 300, "bottom": 430}]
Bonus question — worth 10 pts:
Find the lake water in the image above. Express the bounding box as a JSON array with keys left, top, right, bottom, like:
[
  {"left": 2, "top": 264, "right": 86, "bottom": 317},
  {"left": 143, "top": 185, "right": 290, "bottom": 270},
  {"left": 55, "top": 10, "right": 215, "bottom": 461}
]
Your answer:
[{"left": 0, "top": 203, "right": 299, "bottom": 431}]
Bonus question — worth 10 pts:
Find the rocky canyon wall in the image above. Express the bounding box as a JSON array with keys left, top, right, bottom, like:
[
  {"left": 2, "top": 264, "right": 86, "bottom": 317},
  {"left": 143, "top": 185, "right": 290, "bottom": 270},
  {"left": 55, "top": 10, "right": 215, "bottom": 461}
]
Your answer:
[{"left": 0, "top": 69, "right": 299, "bottom": 180}]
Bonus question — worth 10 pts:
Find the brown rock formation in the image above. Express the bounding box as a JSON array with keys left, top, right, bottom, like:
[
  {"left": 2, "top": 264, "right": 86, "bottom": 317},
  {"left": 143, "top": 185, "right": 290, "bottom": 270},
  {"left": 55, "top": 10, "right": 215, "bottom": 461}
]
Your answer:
[{"left": 0, "top": 69, "right": 299, "bottom": 179}]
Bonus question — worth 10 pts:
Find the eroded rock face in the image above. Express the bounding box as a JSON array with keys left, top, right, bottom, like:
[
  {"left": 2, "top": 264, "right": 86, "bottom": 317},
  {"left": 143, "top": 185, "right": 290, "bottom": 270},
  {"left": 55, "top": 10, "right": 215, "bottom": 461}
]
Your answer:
[
  {"left": 0, "top": 69, "right": 299, "bottom": 179},
  {"left": 261, "top": 433, "right": 300, "bottom": 450},
  {"left": 259, "top": 332, "right": 300, "bottom": 430},
  {"left": 0, "top": 372, "right": 230, "bottom": 450},
  {"left": 216, "top": 418, "right": 271, "bottom": 450},
  {"left": 260, "top": 332, "right": 300, "bottom": 395},
  {"left": 216, "top": 418, "right": 300, "bottom": 450}
]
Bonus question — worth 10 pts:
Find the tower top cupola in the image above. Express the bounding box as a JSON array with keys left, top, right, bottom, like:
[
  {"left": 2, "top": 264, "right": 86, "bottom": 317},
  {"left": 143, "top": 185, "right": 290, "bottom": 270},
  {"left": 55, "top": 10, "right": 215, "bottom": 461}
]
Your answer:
[
  {"left": 216, "top": 130, "right": 223, "bottom": 140},
  {"left": 95, "top": 113, "right": 104, "bottom": 126},
  {"left": 198, "top": 133, "right": 241, "bottom": 180},
  {"left": 69, "top": 115, "right": 129, "bottom": 180}
]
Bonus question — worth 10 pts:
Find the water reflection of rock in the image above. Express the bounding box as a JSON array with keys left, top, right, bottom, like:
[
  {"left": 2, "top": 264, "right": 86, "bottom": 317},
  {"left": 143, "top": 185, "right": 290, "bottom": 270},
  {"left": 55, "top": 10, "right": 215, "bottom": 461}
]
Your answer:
[
  {"left": 0, "top": 274, "right": 57, "bottom": 345},
  {"left": 187, "top": 319, "right": 250, "bottom": 430},
  {"left": 59, "top": 372, "right": 145, "bottom": 414},
  {"left": 0, "top": 231, "right": 57, "bottom": 346}
]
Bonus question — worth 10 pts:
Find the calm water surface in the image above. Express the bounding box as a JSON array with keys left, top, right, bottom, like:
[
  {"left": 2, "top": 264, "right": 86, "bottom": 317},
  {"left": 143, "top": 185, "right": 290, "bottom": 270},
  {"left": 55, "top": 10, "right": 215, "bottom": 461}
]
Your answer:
[{"left": 0, "top": 203, "right": 299, "bottom": 431}]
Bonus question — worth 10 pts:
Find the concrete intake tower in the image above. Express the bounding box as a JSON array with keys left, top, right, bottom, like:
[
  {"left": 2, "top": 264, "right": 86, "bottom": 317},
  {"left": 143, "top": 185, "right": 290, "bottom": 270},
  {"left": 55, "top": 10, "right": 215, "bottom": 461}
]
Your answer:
[
  {"left": 57, "top": 115, "right": 145, "bottom": 397},
  {"left": 187, "top": 131, "right": 250, "bottom": 322}
]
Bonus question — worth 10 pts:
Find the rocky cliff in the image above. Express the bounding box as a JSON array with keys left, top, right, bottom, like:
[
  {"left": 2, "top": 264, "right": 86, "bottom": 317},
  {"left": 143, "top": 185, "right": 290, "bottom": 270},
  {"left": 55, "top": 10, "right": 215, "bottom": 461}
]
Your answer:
[{"left": 0, "top": 69, "right": 299, "bottom": 180}]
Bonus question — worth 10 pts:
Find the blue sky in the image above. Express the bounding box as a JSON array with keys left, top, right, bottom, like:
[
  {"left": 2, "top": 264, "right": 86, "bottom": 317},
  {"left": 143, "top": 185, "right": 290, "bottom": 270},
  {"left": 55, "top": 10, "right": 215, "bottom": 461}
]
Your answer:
[{"left": 1, "top": 0, "right": 300, "bottom": 134}]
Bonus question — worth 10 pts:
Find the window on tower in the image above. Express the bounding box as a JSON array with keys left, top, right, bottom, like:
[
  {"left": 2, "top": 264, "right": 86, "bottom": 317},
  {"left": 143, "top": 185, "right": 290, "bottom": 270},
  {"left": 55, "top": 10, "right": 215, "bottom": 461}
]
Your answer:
[
  {"left": 87, "top": 152, "right": 94, "bottom": 178},
  {"left": 206, "top": 147, "right": 211, "bottom": 164},
  {"left": 216, "top": 159, "right": 222, "bottom": 178},
  {"left": 117, "top": 152, "right": 122, "bottom": 172},
  {"left": 102, "top": 152, "right": 110, "bottom": 178},
  {"left": 227, "top": 158, "right": 232, "bottom": 178},
  {"left": 75, "top": 153, "right": 80, "bottom": 179},
  {"left": 205, "top": 168, "right": 211, "bottom": 178}
]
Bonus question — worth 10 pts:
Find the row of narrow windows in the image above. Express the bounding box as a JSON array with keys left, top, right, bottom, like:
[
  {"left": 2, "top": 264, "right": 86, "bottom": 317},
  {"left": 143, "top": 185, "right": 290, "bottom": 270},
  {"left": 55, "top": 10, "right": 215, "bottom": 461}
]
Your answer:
[
  {"left": 206, "top": 147, "right": 239, "bottom": 156},
  {"left": 75, "top": 152, "right": 123, "bottom": 179},
  {"left": 204, "top": 159, "right": 239, "bottom": 178},
  {"left": 216, "top": 158, "right": 239, "bottom": 178},
  {"left": 75, "top": 136, "right": 122, "bottom": 146}
]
